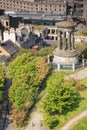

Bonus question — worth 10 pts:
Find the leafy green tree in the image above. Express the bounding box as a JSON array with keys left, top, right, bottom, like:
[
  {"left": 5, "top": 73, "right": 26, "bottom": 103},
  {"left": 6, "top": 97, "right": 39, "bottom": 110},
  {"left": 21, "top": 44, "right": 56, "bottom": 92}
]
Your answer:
[
  {"left": 8, "top": 53, "right": 50, "bottom": 126},
  {"left": 38, "top": 72, "right": 80, "bottom": 129}
]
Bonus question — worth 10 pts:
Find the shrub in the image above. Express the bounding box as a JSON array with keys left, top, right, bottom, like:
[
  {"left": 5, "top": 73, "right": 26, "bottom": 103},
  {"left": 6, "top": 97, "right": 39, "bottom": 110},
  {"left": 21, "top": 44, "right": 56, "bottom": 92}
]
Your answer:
[{"left": 76, "top": 80, "right": 86, "bottom": 91}]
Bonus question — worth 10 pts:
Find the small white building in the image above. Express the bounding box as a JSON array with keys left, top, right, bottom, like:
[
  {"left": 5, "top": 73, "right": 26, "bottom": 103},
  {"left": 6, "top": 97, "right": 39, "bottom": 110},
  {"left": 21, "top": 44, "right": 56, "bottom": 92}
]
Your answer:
[{"left": 3, "top": 28, "right": 16, "bottom": 43}]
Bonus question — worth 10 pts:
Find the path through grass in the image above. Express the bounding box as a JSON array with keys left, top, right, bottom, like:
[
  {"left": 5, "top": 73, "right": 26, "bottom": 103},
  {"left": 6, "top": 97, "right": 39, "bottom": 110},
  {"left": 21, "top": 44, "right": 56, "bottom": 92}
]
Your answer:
[{"left": 70, "top": 116, "right": 87, "bottom": 130}]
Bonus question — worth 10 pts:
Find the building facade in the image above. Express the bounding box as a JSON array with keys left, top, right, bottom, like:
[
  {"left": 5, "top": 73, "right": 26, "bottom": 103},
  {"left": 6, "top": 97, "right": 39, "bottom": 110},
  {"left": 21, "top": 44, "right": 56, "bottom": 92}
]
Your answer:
[{"left": 0, "top": 0, "right": 67, "bottom": 14}]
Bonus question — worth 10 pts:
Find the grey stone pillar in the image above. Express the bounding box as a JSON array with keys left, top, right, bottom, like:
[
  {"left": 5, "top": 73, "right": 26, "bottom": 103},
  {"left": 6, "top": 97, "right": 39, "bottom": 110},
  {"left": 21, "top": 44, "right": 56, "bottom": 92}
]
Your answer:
[
  {"left": 68, "top": 31, "right": 71, "bottom": 49},
  {"left": 58, "top": 31, "right": 62, "bottom": 49},
  {"left": 63, "top": 31, "right": 66, "bottom": 50},
  {"left": 71, "top": 32, "right": 74, "bottom": 49}
]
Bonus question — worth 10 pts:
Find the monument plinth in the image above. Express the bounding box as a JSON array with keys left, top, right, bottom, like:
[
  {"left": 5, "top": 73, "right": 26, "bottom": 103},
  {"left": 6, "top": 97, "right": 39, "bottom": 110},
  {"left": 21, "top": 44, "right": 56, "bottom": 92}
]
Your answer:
[{"left": 53, "top": 21, "right": 78, "bottom": 70}]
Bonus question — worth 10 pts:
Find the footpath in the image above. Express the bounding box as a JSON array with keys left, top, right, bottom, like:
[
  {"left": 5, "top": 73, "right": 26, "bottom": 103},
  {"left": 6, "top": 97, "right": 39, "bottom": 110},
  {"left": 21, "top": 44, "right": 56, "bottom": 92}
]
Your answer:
[
  {"left": 25, "top": 111, "right": 50, "bottom": 130},
  {"left": 60, "top": 110, "right": 87, "bottom": 130},
  {"left": 66, "top": 67, "right": 87, "bottom": 80}
]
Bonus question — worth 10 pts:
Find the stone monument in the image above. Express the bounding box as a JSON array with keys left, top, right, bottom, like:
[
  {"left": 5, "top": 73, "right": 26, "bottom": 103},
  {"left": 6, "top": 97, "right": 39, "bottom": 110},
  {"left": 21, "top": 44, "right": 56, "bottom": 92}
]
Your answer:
[{"left": 53, "top": 21, "right": 78, "bottom": 70}]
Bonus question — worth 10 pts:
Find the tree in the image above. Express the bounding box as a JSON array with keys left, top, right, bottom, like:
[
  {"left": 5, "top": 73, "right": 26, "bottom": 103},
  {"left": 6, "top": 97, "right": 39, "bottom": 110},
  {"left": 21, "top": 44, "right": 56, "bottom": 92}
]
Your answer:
[
  {"left": 38, "top": 72, "right": 80, "bottom": 129},
  {"left": 8, "top": 53, "right": 50, "bottom": 126},
  {"left": 36, "top": 57, "right": 51, "bottom": 81}
]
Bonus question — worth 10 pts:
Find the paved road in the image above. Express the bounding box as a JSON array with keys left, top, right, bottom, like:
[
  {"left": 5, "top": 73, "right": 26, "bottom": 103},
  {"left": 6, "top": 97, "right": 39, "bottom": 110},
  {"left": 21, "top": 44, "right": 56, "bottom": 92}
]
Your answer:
[
  {"left": 0, "top": 79, "right": 16, "bottom": 130},
  {"left": 0, "top": 79, "right": 10, "bottom": 130},
  {"left": 25, "top": 112, "right": 50, "bottom": 130},
  {"left": 60, "top": 110, "right": 87, "bottom": 130}
]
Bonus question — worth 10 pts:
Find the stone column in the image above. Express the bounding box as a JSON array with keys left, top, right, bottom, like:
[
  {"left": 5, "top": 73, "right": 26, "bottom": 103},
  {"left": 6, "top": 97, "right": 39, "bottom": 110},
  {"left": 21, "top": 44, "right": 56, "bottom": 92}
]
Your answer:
[
  {"left": 72, "top": 63, "right": 75, "bottom": 71},
  {"left": 58, "top": 63, "right": 60, "bottom": 70},
  {"left": 82, "top": 55, "right": 85, "bottom": 68},
  {"left": 83, "top": 59, "right": 85, "bottom": 68},
  {"left": 54, "top": 36, "right": 56, "bottom": 41},
  {"left": 63, "top": 31, "right": 66, "bottom": 50},
  {"left": 55, "top": 29, "right": 57, "bottom": 34},
  {"left": 48, "top": 55, "right": 50, "bottom": 64},
  {"left": 58, "top": 31, "right": 62, "bottom": 49},
  {"left": 68, "top": 31, "right": 71, "bottom": 49},
  {"left": 71, "top": 32, "right": 74, "bottom": 49},
  {"left": 50, "top": 29, "right": 52, "bottom": 34}
]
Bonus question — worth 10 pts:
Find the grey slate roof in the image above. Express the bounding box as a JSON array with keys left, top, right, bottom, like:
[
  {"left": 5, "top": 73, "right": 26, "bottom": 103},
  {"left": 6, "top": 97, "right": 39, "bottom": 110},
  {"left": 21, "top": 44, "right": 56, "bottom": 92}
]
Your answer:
[{"left": 1, "top": 40, "right": 18, "bottom": 55}]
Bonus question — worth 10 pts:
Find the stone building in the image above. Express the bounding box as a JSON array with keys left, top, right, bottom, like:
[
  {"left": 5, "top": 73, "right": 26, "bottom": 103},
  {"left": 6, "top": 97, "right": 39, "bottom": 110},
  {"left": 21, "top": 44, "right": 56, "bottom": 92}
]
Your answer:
[{"left": 0, "top": 0, "right": 67, "bottom": 14}]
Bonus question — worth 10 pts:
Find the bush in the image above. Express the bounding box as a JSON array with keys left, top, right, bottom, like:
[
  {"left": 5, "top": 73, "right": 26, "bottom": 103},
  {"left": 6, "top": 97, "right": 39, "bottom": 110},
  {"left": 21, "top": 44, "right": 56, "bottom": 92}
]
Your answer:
[
  {"left": 76, "top": 42, "right": 87, "bottom": 55},
  {"left": 12, "top": 109, "right": 26, "bottom": 127},
  {"left": 76, "top": 80, "right": 86, "bottom": 91},
  {"left": 82, "top": 32, "right": 87, "bottom": 36},
  {"left": 38, "top": 44, "right": 57, "bottom": 56},
  {"left": 81, "top": 48, "right": 87, "bottom": 59}
]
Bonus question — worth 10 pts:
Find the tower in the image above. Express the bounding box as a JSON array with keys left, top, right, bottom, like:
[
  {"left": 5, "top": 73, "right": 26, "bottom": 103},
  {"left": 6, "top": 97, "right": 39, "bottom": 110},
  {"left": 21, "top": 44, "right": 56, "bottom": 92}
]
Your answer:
[{"left": 53, "top": 21, "right": 79, "bottom": 71}]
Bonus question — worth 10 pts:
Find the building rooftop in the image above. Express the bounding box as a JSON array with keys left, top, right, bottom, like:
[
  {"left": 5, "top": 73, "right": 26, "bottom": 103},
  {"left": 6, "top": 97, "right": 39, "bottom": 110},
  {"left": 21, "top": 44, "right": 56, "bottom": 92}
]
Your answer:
[
  {"left": 0, "top": 16, "right": 8, "bottom": 20},
  {"left": 1, "top": 40, "right": 18, "bottom": 55},
  {"left": 55, "top": 21, "right": 76, "bottom": 28},
  {"left": 0, "top": 40, "right": 18, "bottom": 63},
  {"left": 16, "top": 11, "right": 66, "bottom": 21}
]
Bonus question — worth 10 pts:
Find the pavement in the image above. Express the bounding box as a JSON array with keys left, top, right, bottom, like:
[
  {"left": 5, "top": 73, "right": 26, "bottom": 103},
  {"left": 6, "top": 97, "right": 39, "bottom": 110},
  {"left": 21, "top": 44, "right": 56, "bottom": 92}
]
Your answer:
[
  {"left": 60, "top": 110, "right": 87, "bottom": 130},
  {"left": 66, "top": 67, "right": 87, "bottom": 80},
  {"left": 25, "top": 112, "right": 50, "bottom": 130},
  {"left": 0, "top": 79, "right": 16, "bottom": 130}
]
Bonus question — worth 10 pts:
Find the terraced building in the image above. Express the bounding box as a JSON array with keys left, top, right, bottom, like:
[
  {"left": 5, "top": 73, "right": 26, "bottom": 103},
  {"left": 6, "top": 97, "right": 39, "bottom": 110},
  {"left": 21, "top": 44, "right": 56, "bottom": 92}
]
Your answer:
[{"left": 0, "top": 0, "right": 67, "bottom": 14}]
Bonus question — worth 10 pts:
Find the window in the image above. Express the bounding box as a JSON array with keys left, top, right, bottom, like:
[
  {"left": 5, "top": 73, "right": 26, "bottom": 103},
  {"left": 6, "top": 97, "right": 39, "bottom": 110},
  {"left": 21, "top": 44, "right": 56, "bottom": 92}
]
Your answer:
[{"left": 52, "top": 29, "right": 55, "bottom": 34}]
